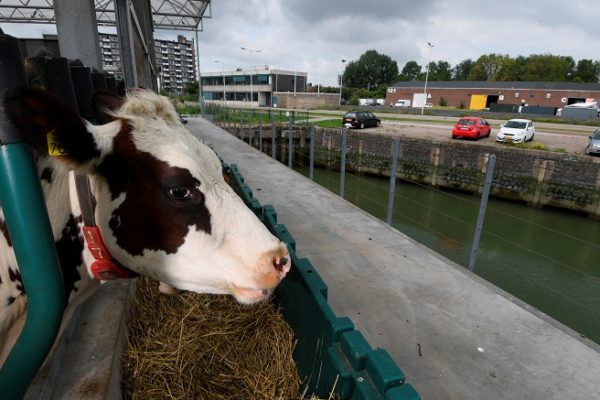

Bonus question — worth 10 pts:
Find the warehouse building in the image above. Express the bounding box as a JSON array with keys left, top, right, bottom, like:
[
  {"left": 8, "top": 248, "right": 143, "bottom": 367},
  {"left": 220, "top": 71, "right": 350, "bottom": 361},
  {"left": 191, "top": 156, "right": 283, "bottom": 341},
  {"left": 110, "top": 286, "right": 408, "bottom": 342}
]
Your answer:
[{"left": 386, "top": 81, "right": 600, "bottom": 114}]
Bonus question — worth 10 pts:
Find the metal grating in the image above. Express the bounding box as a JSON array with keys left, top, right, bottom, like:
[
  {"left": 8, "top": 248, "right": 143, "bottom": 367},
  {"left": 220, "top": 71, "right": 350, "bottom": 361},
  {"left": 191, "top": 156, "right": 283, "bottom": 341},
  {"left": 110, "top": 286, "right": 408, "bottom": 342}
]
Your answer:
[{"left": 0, "top": 0, "right": 211, "bottom": 30}]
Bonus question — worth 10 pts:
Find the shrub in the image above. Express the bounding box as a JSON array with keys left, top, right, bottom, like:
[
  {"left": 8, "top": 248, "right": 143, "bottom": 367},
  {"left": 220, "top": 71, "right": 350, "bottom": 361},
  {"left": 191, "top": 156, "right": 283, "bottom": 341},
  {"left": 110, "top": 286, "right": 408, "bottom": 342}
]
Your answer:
[
  {"left": 439, "top": 97, "right": 447, "bottom": 107},
  {"left": 458, "top": 99, "right": 466, "bottom": 109}
]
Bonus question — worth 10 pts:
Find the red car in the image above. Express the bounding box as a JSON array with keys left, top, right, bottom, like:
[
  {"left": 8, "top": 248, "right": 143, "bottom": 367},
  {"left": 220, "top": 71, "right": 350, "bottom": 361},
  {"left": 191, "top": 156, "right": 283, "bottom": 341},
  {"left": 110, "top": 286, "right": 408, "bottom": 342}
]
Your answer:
[{"left": 451, "top": 117, "right": 491, "bottom": 140}]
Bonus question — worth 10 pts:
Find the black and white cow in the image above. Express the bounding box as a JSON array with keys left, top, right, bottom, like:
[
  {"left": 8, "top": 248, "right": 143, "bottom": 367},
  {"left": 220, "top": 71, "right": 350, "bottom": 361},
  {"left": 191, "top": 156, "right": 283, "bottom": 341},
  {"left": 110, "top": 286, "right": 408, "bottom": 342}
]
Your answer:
[{"left": 0, "top": 87, "right": 290, "bottom": 366}]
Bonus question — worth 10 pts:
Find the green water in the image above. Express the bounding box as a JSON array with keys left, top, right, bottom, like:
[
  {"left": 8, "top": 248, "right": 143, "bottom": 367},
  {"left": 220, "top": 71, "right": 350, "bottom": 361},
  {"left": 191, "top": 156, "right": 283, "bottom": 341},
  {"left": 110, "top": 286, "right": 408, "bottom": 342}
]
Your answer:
[{"left": 294, "top": 165, "right": 600, "bottom": 344}]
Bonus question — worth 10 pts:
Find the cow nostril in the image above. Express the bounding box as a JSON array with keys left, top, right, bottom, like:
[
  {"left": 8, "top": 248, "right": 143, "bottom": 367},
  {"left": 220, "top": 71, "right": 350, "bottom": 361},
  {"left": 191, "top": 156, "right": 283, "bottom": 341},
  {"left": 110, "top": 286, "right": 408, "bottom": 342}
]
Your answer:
[{"left": 273, "top": 256, "right": 289, "bottom": 273}]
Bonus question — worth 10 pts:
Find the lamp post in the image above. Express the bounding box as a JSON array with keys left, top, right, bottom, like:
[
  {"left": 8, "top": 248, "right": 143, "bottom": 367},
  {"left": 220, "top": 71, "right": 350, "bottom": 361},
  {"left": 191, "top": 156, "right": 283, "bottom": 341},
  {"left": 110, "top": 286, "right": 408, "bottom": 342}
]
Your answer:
[
  {"left": 421, "top": 41, "right": 434, "bottom": 115},
  {"left": 339, "top": 58, "right": 347, "bottom": 107},
  {"left": 214, "top": 60, "right": 225, "bottom": 103},
  {"left": 240, "top": 46, "right": 261, "bottom": 106}
]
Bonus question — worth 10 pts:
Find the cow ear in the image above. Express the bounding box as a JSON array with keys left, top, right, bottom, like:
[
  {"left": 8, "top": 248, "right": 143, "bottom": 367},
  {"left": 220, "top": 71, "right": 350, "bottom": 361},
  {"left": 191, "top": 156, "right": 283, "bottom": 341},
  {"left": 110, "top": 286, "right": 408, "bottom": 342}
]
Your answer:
[
  {"left": 93, "top": 90, "right": 125, "bottom": 124},
  {"left": 4, "top": 86, "right": 100, "bottom": 165}
]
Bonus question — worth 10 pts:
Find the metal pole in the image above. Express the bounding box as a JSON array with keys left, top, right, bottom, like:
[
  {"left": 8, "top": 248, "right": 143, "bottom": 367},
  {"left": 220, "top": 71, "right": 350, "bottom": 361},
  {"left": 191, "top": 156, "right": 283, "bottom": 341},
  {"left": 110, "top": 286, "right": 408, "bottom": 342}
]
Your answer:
[
  {"left": 340, "top": 127, "right": 347, "bottom": 197},
  {"left": 247, "top": 116, "right": 251, "bottom": 146},
  {"left": 0, "top": 34, "right": 65, "bottom": 397},
  {"left": 288, "top": 111, "right": 294, "bottom": 168},
  {"left": 195, "top": 29, "right": 203, "bottom": 105},
  {"left": 468, "top": 154, "right": 496, "bottom": 271},
  {"left": 421, "top": 42, "right": 434, "bottom": 115},
  {"left": 271, "top": 114, "right": 276, "bottom": 159},
  {"left": 309, "top": 125, "right": 315, "bottom": 181},
  {"left": 259, "top": 114, "right": 263, "bottom": 152},
  {"left": 386, "top": 138, "right": 401, "bottom": 225}
]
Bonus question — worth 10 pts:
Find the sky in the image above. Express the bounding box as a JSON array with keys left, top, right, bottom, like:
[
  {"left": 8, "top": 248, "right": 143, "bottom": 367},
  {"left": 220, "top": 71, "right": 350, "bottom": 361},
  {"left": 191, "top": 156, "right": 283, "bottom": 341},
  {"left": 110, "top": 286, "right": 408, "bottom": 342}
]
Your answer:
[{"left": 2, "top": 0, "right": 598, "bottom": 86}]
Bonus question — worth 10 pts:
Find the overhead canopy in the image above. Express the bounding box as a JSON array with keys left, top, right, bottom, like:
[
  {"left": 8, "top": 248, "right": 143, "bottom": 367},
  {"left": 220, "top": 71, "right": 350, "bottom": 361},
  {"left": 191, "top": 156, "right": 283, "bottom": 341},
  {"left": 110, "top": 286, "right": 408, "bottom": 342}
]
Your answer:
[{"left": 0, "top": 0, "right": 211, "bottom": 31}]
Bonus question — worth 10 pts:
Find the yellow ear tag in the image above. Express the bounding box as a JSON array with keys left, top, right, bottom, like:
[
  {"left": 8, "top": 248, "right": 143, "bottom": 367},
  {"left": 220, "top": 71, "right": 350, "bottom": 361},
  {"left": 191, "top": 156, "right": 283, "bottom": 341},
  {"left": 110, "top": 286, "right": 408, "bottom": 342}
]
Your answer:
[{"left": 47, "top": 129, "right": 68, "bottom": 156}]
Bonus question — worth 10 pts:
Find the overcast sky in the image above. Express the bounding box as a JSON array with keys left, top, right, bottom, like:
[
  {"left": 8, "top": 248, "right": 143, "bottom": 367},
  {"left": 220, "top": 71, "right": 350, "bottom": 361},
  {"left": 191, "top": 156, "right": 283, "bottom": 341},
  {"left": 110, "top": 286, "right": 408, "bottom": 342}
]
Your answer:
[
  {"left": 2, "top": 0, "right": 598, "bottom": 86},
  {"left": 181, "top": 0, "right": 598, "bottom": 86}
]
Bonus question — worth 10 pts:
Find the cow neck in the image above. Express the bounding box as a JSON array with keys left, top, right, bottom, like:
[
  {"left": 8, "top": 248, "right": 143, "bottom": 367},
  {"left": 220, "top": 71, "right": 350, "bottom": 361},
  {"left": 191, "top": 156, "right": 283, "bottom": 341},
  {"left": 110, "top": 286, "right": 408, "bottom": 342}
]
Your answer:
[{"left": 75, "top": 174, "right": 138, "bottom": 280}]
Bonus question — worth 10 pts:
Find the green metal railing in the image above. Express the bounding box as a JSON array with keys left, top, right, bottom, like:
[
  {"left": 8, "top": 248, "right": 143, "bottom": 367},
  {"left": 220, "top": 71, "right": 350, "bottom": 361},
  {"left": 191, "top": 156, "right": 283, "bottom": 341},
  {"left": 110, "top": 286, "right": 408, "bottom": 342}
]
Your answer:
[
  {"left": 225, "top": 162, "right": 420, "bottom": 400},
  {"left": 0, "top": 33, "right": 66, "bottom": 400}
]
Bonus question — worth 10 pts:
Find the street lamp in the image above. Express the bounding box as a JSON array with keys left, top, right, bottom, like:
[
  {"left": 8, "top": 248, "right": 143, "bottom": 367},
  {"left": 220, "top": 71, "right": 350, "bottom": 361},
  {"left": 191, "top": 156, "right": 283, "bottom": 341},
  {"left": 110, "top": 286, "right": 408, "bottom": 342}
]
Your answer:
[
  {"left": 339, "top": 58, "right": 347, "bottom": 107},
  {"left": 240, "top": 46, "right": 262, "bottom": 106},
  {"left": 214, "top": 60, "right": 225, "bottom": 102},
  {"left": 421, "top": 42, "right": 434, "bottom": 115}
]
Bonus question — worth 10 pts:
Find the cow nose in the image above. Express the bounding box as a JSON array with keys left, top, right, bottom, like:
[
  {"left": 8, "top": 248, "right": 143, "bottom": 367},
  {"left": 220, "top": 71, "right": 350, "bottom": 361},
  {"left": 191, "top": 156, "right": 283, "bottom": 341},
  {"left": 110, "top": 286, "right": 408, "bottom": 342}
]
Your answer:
[{"left": 273, "top": 251, "right": 291, "bottom": 276}]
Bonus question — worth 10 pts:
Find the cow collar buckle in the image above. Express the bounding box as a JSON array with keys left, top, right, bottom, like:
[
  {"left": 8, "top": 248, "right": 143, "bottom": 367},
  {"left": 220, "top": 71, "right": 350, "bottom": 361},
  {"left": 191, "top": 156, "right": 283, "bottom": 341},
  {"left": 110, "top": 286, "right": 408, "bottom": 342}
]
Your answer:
[{"left": 76, "top": 174, "right": 138, "bottom": 281}]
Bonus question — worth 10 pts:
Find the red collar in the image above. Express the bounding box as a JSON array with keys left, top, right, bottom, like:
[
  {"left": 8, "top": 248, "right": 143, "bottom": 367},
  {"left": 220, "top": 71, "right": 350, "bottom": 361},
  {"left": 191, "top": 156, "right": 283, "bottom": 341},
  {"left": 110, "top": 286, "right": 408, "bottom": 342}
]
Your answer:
[
  {"left": 82, "top": 227, "right": 139, "bottom": 280},
  {"left": 75, "top": 174, "right": 138, "bottom": 281}
]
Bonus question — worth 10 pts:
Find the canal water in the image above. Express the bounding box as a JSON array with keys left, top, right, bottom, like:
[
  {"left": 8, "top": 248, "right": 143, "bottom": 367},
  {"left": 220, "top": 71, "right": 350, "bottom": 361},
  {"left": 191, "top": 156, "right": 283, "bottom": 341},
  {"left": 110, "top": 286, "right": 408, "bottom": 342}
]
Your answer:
[{"left": 293, "top": 165, "right": 600, "bottom": 345}]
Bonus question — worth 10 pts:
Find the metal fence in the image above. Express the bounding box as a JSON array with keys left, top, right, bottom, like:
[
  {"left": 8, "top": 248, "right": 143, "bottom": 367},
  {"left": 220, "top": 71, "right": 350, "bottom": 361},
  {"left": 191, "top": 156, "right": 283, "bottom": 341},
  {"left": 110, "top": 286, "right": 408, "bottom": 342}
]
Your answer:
[{"left": 203, "top": 103, "right": 600, "bottom": 345}]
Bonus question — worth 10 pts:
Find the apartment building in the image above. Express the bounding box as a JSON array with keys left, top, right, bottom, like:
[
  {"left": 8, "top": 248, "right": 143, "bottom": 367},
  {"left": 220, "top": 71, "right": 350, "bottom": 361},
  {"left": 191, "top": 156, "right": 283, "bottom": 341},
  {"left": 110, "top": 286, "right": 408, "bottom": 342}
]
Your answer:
[{"left": 99, "top": 33, "right": 196, "bottom": 93}]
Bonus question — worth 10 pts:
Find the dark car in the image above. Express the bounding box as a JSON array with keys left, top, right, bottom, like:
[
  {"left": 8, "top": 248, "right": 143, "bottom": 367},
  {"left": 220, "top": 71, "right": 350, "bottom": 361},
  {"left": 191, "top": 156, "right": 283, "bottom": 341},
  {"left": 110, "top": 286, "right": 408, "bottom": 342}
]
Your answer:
[
  {"left": 585, "top": 128, "right": 600, "bottom": 155},
  {"left": 342, "top": 111, "right": 381, "bottom": 129},
  {"left": 451, "top": 117, "right": 491, "bottom": 139}
]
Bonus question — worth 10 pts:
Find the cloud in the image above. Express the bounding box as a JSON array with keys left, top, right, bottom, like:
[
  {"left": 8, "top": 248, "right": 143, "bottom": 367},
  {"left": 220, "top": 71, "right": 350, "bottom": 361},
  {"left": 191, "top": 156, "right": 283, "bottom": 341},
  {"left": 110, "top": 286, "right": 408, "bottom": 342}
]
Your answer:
[{"left": 2, "top": 0, "right": 597, "bottom": 87}]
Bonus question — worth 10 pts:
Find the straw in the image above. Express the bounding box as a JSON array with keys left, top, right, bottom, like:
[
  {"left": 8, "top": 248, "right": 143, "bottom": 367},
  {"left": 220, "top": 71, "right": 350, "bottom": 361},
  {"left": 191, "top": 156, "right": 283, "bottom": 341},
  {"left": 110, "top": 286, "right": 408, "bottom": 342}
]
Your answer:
[{"left": 121, "top": 276, "right": 302, "bottom": 399}]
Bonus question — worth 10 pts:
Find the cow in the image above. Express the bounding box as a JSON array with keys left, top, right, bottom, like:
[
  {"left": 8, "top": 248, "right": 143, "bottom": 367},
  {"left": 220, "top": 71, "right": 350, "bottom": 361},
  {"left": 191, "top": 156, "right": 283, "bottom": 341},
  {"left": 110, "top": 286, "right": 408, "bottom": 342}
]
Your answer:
[{"left": 0, "top": 87, "right": 290, "bottom": 367}]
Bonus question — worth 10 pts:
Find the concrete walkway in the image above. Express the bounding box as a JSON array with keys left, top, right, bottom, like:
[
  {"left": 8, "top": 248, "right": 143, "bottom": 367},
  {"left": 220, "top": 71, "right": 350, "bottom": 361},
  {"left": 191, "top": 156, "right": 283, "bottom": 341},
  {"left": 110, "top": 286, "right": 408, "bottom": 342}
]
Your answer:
[{"left": 191, "top": 117, "right": 600, "bottom": 400}]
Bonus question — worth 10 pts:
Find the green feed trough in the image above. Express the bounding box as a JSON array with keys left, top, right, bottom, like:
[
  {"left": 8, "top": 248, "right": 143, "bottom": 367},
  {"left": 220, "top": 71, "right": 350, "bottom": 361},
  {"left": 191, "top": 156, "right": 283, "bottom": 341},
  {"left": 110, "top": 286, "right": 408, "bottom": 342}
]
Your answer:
[{"left": 225, "top": 163, "right": 420, "bottom": 400}]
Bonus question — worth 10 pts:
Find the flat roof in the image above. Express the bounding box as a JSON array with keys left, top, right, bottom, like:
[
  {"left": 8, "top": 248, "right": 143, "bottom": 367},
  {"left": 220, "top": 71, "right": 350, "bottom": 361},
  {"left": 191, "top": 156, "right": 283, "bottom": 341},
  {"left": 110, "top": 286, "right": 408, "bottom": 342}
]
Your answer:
[
  {"left": 390, "top": 80, "right": 600, "bottom": 91},
  {"left": 202, "top": 67, "right": 307, "bottom": 77}
]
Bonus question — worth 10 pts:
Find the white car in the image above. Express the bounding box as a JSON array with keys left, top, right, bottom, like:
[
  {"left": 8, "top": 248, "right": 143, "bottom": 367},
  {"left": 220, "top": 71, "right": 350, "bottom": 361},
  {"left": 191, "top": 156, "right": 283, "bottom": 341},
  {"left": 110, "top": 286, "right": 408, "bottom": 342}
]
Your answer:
[{"left": 496, "top": 119, "right": 535, "bottom": 143}]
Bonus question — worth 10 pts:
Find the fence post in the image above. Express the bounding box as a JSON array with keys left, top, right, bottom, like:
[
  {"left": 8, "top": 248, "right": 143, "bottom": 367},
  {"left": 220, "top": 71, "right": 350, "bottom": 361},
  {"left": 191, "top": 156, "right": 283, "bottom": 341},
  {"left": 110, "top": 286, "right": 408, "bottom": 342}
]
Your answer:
[
  {"left": 309, "top": 125, "right": 315, "bottom": 181},
  {"left": 288, "top": 111, "right": 294, "bottom": 168},
  {"left": 247, "top": 115, "right": 252, "bottom": 147},
  {"left": 259, "top": 114, "right": 263, "bottom": 152},
  {"left": 468, "top": 154, "right": 496, "bottom": 271},
  {"left": 340, "top": 127, "right": 348, "bottom": 197},
  {"left": 271, "top": 114, "right": 276, "bottom": 159},
  {"left": 386, "top": 138, "right": 401, "bottom": 225}
]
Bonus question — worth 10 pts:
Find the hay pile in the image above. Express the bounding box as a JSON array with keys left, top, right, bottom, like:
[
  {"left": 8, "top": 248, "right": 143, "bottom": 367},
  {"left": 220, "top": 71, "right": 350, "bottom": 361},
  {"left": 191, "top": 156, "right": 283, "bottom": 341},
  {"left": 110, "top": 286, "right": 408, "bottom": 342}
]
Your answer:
[{"left": 122, "top": 276, "right": 301, "bottom": 399}]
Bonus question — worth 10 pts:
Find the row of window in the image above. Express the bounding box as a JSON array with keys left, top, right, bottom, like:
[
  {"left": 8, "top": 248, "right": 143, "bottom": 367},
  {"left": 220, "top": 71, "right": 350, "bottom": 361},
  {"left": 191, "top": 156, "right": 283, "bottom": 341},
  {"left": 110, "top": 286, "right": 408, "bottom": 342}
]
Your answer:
[
  {"left": 202, "top": 75, "right": 270, "bottom": 86},
  {"left": 204, "top": 92, "right": 258, "bottom": 101}
]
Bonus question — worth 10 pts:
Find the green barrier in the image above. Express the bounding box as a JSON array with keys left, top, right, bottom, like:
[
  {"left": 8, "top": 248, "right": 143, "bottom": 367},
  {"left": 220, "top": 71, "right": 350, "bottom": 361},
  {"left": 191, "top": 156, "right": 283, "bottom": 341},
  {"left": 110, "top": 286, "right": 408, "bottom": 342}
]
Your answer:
[
  {"left": 0, "top": 144, "right": 66, "bottom": 399},
  {"left": 225, "top": 163, "right": 420, "bottom": 400},
  {"left": 0, "top": 33, "right": 66, "bottom": 399}
]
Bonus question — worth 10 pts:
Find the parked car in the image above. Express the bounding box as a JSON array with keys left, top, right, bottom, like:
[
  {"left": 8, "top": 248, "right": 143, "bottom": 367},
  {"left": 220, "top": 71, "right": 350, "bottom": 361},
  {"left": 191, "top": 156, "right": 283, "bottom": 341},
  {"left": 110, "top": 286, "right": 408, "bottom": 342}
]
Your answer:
[
  {"left": 496, "top": 119, "right": 535, "bottom": 143},
  {"left": 585, "top": 128, "right": 600, "bottom": 155},
  {"left": 392, "top": 99, "right": 411, "bottom": 107},
  {"left": 451, "top": 117, "right": 491, "bottom": 140},
  {"left": 342, "top": 111, "right": 381, "bottom": 129}
]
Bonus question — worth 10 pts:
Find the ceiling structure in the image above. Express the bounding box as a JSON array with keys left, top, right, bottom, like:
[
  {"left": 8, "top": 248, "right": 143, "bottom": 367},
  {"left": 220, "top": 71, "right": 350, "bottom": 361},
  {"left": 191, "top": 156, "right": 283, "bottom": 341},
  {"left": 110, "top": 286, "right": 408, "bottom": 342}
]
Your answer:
[{"left": 0, "top": 0, "right": 211, "bottom": 31}]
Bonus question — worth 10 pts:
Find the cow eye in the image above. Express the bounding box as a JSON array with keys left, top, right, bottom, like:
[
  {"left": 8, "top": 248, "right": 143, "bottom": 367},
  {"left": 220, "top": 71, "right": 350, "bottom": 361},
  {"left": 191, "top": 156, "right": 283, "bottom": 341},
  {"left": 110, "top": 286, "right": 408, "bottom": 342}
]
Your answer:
[{"left": 168, "top": 186, "right": 191, "bottom": 200}]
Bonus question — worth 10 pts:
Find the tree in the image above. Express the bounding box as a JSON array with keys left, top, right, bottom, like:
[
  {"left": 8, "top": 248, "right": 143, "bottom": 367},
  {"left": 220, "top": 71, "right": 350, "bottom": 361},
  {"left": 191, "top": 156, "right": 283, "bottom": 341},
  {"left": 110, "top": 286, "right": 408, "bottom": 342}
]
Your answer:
[
  {"left": 573, "top": 59, "right": 600, "bottom": 83},
  {"left": 469, "top": 53, "right": 513, "bottom": 81},
  {"left": 501, "top": 55, "right": 527, "bottom": 81},
  {"left": 521, "top": 54, "right": 575, "bottom": 81},
  {"left": 183, "top": 81, "right": 199, "bottom": 95},
  {"left": 342, "top": 50, "right": 399, "bottom": 90},
  {"left": 398, "top": 61, "right": 421, "bottom": 81},
  {"left": 431, "top": 61, "right": 452, "bottom": 81},
  {"left": 452, "top": 59, "right": 474, "bottom": 80}
]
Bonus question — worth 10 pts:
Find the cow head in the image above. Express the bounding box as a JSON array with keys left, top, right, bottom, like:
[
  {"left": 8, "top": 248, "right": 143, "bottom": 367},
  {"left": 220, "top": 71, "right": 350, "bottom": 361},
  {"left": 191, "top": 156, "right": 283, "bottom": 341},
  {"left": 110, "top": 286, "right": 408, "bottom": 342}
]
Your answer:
[{"left": 5, "top": 87, "right": 290, "bottom": 304}]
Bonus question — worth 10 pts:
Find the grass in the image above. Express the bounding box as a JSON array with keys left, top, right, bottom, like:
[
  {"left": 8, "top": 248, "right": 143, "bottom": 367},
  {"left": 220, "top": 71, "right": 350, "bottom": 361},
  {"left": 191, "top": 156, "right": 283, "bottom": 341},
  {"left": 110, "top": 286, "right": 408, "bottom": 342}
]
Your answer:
[
  {"left": 176, "top": 104, "right": 200, "bottom": 115},
  {"left": 314, "top": 119, "right": 343, "bottom": 128}
]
